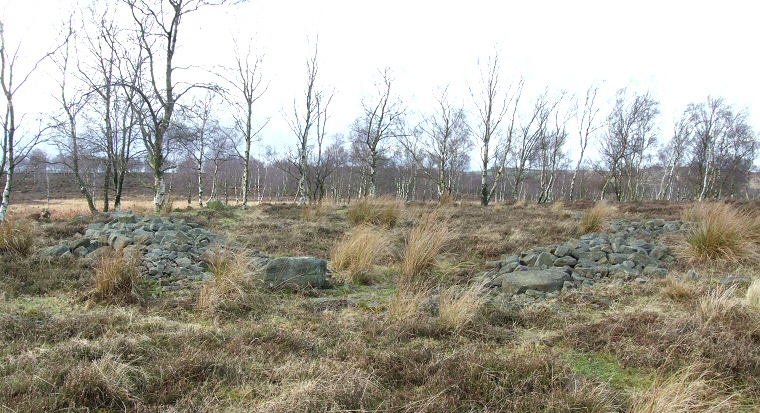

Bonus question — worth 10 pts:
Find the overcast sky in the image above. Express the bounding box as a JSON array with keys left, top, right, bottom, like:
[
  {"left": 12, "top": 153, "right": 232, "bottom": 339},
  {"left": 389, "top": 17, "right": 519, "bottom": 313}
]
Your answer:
[{"left": 2, "top": 0, "right": 758, "bottom": 159}]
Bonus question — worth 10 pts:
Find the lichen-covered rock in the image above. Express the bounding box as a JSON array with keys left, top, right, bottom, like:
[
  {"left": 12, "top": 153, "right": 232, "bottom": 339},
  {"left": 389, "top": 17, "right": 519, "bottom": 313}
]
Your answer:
[
  {"left": 501, "top": 269, "right": 567, "bottom": 295},
  {"left": 254, "top": 256, "right": 328, "bottom": 289}
]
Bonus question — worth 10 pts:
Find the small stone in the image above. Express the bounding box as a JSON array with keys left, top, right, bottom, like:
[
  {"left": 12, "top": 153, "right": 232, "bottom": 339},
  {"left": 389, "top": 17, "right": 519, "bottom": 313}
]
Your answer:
[
  {"left": 718, "top": 276, "right": 751, "bottom": 286},
  {"left": 554, "top": 245, "right": 572, "bottom": 258},
  {"left": 635, "top": 277, "right": 649, "bottom": 284},
  {"left": 554, "top": 256, "right": 578, "bottom": 267},
  {"left": 175, "top": 257, "right": 192, "bottom": 267},
  {"left": 533, "top": 252, "right": 557, "bottom": 269}
]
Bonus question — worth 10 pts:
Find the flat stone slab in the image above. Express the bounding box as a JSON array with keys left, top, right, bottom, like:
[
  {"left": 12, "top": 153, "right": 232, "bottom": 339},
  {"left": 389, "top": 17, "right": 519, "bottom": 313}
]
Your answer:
[
  {"left": 502, "top": 269, "right": 566, "bottom": 295},
  {"left": 254, "top": 256, "right": 328, "bottom": 289}
]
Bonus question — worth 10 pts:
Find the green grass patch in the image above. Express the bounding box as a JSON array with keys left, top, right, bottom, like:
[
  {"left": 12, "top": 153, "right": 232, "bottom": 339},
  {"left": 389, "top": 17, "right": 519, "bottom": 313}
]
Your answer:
[{"left": 565, "top": 350, "right": 654, "bottom": 391}]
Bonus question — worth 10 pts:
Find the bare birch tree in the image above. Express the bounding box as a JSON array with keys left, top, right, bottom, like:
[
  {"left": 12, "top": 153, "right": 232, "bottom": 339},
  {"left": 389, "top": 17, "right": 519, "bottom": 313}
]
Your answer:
[
  {"left": 402, "top": 87, "right": 471, "bottom": 199},
  {"left": 597, "top": 88, "right": 659, "bottom": 201},
  {"left": 285, "top": 43, "right": 321, "bottom": 206},
  {"left": 79, "top": 4, "right": 143, "bottom": 211},
  {"left": 1, "top": 20, "right": 59, "bottom": 221},
  {"left": 469, "top": 53, "right": 522, "bottom": 206},
  {"left": 52, "top": 25, "right": 98, "bottom": 214},
  {"left": 569, "top": 84, "right": 601, "bottom": 201},
  {"left": 228, "top": 38, "right": 267, "bottom": 209},
  {"left": 121, "top": 0, "right": 231, "bottom": 212},
  {"left": 353, "top": 68, "right": 406, "bottom": 198},
  {"left": 656, "top": 112, "right": 691, "bottom": 200}
]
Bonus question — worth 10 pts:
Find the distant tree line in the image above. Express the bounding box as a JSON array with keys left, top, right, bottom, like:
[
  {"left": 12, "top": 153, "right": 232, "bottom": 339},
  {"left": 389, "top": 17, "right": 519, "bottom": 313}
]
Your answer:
[{"left": 3, "top": 1, "right": 758, "bottom": 221}]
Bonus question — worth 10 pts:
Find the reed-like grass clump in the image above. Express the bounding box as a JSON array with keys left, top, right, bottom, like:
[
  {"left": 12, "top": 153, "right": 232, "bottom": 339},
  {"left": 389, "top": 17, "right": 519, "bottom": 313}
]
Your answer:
[
  {"left": 94, "top": 249, "right": 140, "bottom": 302},
  {"left": 680, "top": 202, "right": 760, "bottom": 262},
  {"left": 578, "top": 202, "right": 616, "bottom": 235},
  {"left": 329, "top": 225, "right": 387, "bottom": 284},
  {"left": 399, "top": 209, "right": 451, "bottom": 287},
  {"left": 347, "top": 196, "right": 402, "bottom": 228},
  {"left": 0, "top": 217, "right": 36, "bottom": 256}
]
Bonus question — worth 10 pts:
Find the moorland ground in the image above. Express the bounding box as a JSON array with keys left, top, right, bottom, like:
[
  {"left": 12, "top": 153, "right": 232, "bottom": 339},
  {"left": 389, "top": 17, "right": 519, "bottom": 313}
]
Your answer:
[{"left": 1, "top": 198, "right": 759, "bottom": 412}]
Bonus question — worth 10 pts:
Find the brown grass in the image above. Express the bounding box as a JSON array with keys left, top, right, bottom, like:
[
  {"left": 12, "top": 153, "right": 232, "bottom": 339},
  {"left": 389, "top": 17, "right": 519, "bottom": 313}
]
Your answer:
[
  {"left": 659, "top": 276, "right": 702, "bottom": 302},
  {"left": 436, "top": 282, "right": 487, "bottom": 332},
  {"left": 197, "top": 247, "right": 265, "bottom": 315},
  {"left": 679, "top": 202, "right": 760, "bottom": 263},
  {"left": 329, "top": 225, "right": 388, "bottom": 284},
  {"left": 94, "top": 249, "right": 141, "bottom": 302},
  {"left": 387, "top": 283, "right": 432, "bottom": 325},
  {"left": 578, "top": 201, "right": 616, "bottom": 234},
  {"left": 630, "top": 369, "right": 734, "bottom": 413},
  {"left": 747, "top": 279, "right": 760, "bottom": 310},
  {"left": 347, "top": 196, "right": 402, "bottom": 228},
  {"left": 0, "top": 217, "right": 36, "bottom": 256},
  {"left": 399, "top": 209, "right": 451, "bottom": 287}
]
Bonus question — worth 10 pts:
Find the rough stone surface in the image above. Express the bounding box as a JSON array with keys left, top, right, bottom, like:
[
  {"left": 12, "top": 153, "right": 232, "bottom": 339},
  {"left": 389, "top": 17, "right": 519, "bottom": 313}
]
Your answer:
[
  {"left": 479, "top": 217, "right": 683, "bottom": 296},
  {"left": 502, "top": 269, "right": 567, "bottom": 294},
  {"left": 254, "top": 256, "right": 328, "bottom": 289}
]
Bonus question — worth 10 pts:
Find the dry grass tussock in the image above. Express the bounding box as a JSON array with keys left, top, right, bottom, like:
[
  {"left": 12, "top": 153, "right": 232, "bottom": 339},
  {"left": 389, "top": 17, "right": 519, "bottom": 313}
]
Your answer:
[
  {"left": 578, "top": 201, "right": 616, "bottom": 234},
  {"left": 697, "top": 284, "right": 759, "bottom": 329},
  {"left": 747, "top": 278, "right": 760, "bottom": 310},
  {"left": 436, "top": 282, "right": 487, "bottom": 332},
  {"left": 387, "top": 283, "right": 432, "bottom": 324},
  {"left": 629, "top": 368, "right": 734, "bottom": 413},
  {"left": 658, "top": 276, "right": 703, "bottom": 303},
  {"left": 197, "top": 247, "right": 265, "bottom": 314},
  {"left": 94, "top": 249, "right": 141, "bottom": 302},
  {"left": 347, "top": 196, "right": 402, "bottom": 228},
  {"left": 0, "top": 217, "right": 36, "bottom": 256},
  {"left": 399, "top": 209, "right": 452, "bottom": 287},
  {"left": 679, "top": 202, "right": 760, "bottom": 263},
  {"left": 300, "top": 201, "right": 336, "bottom": 222},
  {"left": 61, "top": 353, "right": 147, "bottom": 408},
  {"left": 329, "top": 225, "right": 388, "bottom": 284}
]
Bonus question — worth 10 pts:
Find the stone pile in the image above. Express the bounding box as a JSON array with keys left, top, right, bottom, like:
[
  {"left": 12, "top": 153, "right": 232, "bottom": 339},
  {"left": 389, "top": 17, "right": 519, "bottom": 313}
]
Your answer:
[
  {"left": 480, "top": 218, "right": 684, "bottom": 297},
  {"left": 40, "top": 212, "right": 330, "bottom": 293},
  {"left": 41, "top": 213, "right": 225, "bottom": 291}
]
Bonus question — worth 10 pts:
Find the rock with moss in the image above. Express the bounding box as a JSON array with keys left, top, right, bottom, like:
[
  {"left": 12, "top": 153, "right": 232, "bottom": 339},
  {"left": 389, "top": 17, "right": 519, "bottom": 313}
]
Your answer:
[
  {"left": 253, "top": 256, "right": 328, "bottom": 289},
  {"left": 501, "top": 269, "right": 567, "bottom": 295}
]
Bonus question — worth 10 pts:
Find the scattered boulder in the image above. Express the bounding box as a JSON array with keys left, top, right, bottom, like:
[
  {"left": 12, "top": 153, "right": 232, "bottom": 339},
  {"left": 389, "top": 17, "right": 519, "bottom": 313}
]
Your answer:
[
  {"left": 502, "top": 269, "right": 567, "bottom": 295},
  {"left": 253, "top": 256, "right": 328, "bottom": 289},
  {"left": 478, "top": 217, "right": 682, "bottom": 297}
]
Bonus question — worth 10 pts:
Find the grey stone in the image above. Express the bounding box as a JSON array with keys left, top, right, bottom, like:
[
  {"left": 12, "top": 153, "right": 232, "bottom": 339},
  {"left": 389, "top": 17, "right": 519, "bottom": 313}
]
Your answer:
[
  {"left": 571, "top": 273, "right": 590, "bottom": 282},
  {"left": 175, "top": 257, "right": 192, "bottom": 267},
  {"left": 642, "top": 266, "right": 669, "bottom": 278},
  {"left": 565, "top": 239, "right": 588, "bottom": 250},
  {"left": 635, "top": 277, "right": 649, "bottom": 284},
  {"left": 533, "top": 252, "right": 557, "bottom": 269},
  {"left": 609, "top": 265, "right": 641, "bottom": 280},
  {"left": 553, "top": 256, "right": 578, "bottom": 267},
  {"left": 502, "top": 254, "right": 520, "bottom": 264},
  {"left": 501, "top": 269, "right": 566, "bottom": 295},
  {"left": 521, "top": 253, "right": 538, "bottom": 267},
  {"left": 41, "top": 244, "right": 71, "bottom": 257},
  {"left": 112, "top": 235, "right": 133, "bottom": 250},
  {"left": 498, "top": 261, "right": 520, "bottom": 274},
  {"left": 254, "top": 256, "right": 328, "bottom": 289},
  {"left": 563, "top": 281, "right": 576, "bottom": 290},
  {"left": 627, "top": 252, "right": 658, "bottom": 267},
  {"left": 86, "top": 246, "right": 112, "bottom": 261},
  {"left": 554, "top": 245, "right": 572, "bottom": 258},
  {"left": 718, "top": 276, "right": 751, "bottom": 286},
  {"left": 87, "top": 240, "right": 105, "bottom": 252},
  {"left": 607, "top": 253, "right": 630, "bottom": 265},
  {"left": 650, "top": 246, "right": 670, "bottom": 260},
  {"left": 68, "top": 238, "right": 90, "bottom": 251}
]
